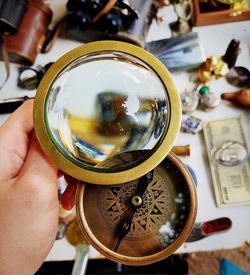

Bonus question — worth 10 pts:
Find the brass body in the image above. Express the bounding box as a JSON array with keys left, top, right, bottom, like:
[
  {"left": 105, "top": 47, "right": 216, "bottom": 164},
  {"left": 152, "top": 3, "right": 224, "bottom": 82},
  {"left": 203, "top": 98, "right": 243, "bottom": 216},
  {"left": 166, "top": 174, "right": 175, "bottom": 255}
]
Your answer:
[
  {"left": 76, "top": 152, "right": 197, "bottom": 265},
  {"left": 34, "top": 41, "right": 181, "bottom": 185}
]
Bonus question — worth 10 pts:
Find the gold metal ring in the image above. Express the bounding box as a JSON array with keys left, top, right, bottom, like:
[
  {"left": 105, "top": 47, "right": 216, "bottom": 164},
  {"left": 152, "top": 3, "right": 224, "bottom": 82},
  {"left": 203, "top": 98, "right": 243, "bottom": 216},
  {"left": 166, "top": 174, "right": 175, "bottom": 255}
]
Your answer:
[{"left": 34, "top": 40, "right": 181, "bottom": 185}]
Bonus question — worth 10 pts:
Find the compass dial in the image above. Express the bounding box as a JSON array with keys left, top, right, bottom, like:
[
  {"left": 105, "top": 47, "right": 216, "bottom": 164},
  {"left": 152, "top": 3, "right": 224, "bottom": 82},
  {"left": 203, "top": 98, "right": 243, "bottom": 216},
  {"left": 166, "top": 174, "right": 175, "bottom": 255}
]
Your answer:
[
  {"left": 100, "top": 168, "right": 174, "bottom": 241},
  {"left": 76, "top": 152, "right": 197, "bottom": 265}
]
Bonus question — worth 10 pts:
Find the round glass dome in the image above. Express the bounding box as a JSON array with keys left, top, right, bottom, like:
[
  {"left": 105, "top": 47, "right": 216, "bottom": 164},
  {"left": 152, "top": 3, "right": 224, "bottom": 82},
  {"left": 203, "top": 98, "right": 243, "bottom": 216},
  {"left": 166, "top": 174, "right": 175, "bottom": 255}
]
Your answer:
[
  {"left": 45, "top": 51, "right": 169, "bottom": 171},
  {"left": 34, "top": 41, "right": 181, "bottom": 184}
]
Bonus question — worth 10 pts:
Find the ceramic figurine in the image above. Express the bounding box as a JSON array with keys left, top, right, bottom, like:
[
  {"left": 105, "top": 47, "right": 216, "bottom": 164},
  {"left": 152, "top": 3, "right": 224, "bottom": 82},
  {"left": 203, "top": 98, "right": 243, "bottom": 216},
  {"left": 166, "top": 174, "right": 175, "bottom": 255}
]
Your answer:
[
  {"left": 198, "top": 86, "right": 220, "bottom": 111},
  {"left": 200, "top": 92, "right": 220, "bottom": 111},
  {"left": 181, "top": 90, "right": 199, "bottom": 114}
]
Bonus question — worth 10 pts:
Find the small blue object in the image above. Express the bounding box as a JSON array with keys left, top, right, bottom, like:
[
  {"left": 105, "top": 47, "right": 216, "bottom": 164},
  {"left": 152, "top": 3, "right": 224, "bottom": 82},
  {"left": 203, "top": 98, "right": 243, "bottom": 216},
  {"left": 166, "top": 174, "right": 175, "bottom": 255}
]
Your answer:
[
  {"left": 181, "top": 115, "right": 202, "bottom": 134},
  {"left": 185, "top": 164, "right": 197, "bottom": 186},
  {"left": 220, "top": 259, "right": 248, "bottom": 275}
]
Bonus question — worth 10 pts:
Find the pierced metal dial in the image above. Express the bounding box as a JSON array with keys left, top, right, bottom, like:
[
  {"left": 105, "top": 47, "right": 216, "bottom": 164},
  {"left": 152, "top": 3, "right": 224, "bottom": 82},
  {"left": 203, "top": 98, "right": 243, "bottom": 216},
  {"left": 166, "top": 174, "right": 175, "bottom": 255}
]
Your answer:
[{"left": 100, "top": 169, "right": 174, "bottom": 241}]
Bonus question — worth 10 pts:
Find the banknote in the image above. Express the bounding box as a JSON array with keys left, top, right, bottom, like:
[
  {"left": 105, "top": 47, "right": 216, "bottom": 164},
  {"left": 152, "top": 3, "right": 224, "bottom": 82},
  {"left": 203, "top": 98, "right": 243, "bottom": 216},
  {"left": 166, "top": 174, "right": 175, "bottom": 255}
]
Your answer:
[{"left": 203, "top": 117, "right": 250, "bottom": 207}]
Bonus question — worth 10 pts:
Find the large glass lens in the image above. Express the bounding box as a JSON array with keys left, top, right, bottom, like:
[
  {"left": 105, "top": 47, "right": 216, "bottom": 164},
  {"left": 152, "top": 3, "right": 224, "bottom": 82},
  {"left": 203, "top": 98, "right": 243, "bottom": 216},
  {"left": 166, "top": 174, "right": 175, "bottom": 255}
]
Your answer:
[{"left": 45, "top": 51, "right": 170, "bottom": 172}]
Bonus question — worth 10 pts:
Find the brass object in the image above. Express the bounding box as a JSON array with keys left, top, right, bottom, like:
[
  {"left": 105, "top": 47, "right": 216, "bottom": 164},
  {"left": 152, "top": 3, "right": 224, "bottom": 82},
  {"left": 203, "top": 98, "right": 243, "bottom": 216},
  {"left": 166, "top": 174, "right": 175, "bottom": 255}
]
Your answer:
[
  {"left": 76, "top": 152, "right": 197, "bottom": 265},
  {"left": 200, "top": 0, "right": 248, "bottom": 11},
  {"left": 34, "top": 41, "right": 181, "bottom": 185},
  {"left": 172, "top": 145, "right": 190, "bottom": 156},
  {"left": 131, "top": 195, "right": 143, "bottom": 206},
  {"left": 66, "top": 219, "right": 88, "bottom": 247},
  {"left": 215, "top": 0, "right": 248, "bottom": 10},
  {"left": 198, "top": 56, "right": 229, "bottom": 83}
]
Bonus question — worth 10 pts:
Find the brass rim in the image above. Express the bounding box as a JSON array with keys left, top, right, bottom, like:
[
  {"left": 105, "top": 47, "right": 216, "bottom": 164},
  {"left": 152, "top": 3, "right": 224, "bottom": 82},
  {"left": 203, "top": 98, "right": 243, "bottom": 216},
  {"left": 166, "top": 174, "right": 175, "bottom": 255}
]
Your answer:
[
  {"left": 76, "top": 152, "right": 197, "bottom": 265},
  {"left": 34, "top": 40, "right": 181, "bottom": 185}
]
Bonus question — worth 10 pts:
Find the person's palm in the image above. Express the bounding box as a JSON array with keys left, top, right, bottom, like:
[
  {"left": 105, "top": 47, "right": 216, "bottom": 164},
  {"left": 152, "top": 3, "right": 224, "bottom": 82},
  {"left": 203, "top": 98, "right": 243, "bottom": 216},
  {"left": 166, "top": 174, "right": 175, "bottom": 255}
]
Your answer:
[{"left": 0, "top": 100, "right": 59, "bottom": 275}]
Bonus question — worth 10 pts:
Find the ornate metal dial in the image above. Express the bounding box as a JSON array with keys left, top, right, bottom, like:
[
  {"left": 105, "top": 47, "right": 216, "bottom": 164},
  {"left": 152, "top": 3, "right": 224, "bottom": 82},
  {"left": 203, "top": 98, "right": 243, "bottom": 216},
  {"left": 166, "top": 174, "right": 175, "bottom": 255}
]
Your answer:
[{"left": 100, "top": 168, "right": 174, "bottom": 241}]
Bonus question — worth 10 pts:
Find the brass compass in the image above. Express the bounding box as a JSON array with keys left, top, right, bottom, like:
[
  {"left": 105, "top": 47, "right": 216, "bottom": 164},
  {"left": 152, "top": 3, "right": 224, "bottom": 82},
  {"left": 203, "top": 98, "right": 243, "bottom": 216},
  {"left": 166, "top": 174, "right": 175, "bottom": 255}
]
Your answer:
[
  {"left": 76, "top": 152, "right": 197, "bottom": 265},
  {"left": 31, "top": 39, "right": 193, "bottom": 265}
]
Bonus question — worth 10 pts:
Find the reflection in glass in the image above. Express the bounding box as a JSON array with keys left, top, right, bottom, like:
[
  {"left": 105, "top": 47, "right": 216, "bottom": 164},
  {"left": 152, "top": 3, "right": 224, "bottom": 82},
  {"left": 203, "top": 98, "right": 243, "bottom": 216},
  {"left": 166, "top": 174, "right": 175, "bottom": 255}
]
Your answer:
[{"left": 45, "top": 51, "right": 170, "bottom": 172}]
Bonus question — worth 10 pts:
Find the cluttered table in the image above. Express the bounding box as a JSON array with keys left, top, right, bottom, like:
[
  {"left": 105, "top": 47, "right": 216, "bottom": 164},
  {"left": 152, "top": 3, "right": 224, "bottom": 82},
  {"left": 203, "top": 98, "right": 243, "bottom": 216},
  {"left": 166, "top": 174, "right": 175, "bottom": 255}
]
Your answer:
[{"left": 0, "top": 0, "right": 250, "bottom": 263}]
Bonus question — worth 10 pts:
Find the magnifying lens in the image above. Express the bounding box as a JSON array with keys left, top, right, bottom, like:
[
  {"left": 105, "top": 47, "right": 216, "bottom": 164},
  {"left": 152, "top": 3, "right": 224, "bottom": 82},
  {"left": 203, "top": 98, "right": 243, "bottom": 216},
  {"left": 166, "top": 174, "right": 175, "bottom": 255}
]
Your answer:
[
  {"left": 34, "top": 41, "right": 196, "bottom": 265},
  {"left": 34, "top": 41, "right": 181, "bottom": 185}
]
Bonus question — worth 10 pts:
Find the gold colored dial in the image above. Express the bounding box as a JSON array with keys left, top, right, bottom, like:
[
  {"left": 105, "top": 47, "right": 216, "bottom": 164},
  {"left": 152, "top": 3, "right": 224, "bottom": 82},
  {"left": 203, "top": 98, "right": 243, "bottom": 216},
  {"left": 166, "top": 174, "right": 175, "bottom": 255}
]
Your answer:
[{"left": 100, "top": 169, "right": 174, "bottom": 241}]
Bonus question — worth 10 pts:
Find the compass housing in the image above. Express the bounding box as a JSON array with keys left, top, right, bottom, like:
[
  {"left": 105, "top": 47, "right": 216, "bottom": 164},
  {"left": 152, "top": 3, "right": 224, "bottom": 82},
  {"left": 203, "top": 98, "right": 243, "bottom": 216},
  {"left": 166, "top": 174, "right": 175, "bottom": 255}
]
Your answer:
[
  {"left": 76, "top": 152, "right": 197, "bottom": 265},
  {"left": 34, "top": 40, "right": 181, "bottom": 185}
]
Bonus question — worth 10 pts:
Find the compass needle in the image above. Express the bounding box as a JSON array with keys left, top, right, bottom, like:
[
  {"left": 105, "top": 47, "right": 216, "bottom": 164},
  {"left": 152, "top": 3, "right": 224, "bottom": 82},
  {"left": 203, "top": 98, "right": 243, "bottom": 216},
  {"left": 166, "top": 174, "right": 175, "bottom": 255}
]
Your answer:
[
  {"left": 113, "top": 171, "right": 153, "bottom": 251},
  {"left": 114, "top": 215, "right": 133, "bottom": 251}
]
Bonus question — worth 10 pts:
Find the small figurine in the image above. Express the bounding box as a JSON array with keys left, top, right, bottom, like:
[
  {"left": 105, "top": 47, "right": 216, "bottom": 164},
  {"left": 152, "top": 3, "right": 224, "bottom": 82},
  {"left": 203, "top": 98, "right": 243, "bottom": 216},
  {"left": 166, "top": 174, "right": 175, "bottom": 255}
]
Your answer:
[
  {"left": 198, "top": 86, "right": 220, "bottom": 111},
  {"left": 221, "top": 88, "right": 250, "bottom": 107},
  {"left": 181, "top": 90, "right": 199, "bottom": 114},
  {"left": 169, "top": 0, "right": 193, "bottom": 36}
]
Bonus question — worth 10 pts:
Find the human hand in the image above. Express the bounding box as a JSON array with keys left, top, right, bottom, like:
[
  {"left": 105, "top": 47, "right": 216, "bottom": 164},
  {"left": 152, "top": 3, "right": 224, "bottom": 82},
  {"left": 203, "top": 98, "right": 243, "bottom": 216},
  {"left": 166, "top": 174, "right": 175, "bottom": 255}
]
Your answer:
[
  {"left": 0, "top": 100, "right": 59, "bottom": 275},
  {"left": 61, "top": 174, "right": 78, "bottom": 211}
]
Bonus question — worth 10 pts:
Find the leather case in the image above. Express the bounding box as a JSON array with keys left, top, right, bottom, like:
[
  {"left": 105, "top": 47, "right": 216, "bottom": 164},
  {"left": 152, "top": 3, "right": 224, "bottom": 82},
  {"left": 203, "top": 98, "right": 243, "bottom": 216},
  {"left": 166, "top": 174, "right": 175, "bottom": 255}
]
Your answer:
[{"left": 1, "top": 0, "right": 52, "bottom": 65}]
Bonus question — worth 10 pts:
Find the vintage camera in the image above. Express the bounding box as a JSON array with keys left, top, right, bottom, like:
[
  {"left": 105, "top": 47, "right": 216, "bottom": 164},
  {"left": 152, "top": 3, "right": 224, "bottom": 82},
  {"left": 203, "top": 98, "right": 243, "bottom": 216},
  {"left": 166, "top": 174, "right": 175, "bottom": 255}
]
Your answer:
[
  {"left": 0, "top": 0, "right": 53, "bottom": 65},
  {"left": 0, "top": 0, "right": 28, "bottom": 36}
]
